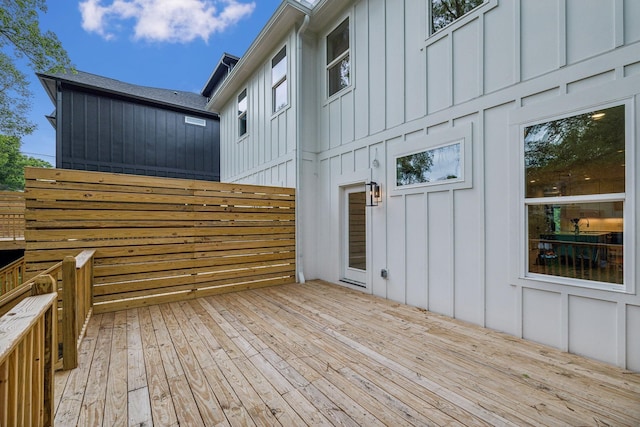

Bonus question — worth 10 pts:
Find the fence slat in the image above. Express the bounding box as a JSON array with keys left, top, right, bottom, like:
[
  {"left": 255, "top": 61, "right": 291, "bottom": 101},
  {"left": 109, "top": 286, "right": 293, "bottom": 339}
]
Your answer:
[{"left": 24, "top": 168, "right": 296, "bottom": 314}]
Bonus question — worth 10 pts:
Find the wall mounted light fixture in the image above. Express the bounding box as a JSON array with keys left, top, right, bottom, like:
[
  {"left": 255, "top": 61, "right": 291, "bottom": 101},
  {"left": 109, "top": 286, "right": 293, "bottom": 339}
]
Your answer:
[{"left": 366, "top": 181, "right": 381, "bottom": 207}]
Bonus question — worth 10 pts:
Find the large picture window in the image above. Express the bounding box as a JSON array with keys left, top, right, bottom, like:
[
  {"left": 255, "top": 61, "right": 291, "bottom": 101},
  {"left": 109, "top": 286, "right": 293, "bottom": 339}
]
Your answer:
[
  {"left": 524, "top": 104, "right": 626, "bottom": 286},
  {"left": 272, "top": 47, "right": 287, "bottom": 113},
  {"left": 326, "top": 18, "right": 350, "bottom": 97},
  {"left": 237, "top": 89, "right": 247, "bottom": 137}
]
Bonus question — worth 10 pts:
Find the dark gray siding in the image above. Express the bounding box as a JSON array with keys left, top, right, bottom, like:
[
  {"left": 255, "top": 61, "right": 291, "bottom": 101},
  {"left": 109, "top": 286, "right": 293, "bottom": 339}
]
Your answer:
[{"left": 58, "top": 86, "right": 220, "bottom": 181}]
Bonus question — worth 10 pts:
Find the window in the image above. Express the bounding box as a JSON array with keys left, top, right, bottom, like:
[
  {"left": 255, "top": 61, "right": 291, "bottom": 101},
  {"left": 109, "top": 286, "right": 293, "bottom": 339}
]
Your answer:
[
  {"left": 185, "top": 116, "right": 206, "bottom": 127},
  {"left": 272, "top": 47, "right": 287, "bottom": 113},
  {"left": 396, "top": 142, "right": 462, "bottom": 187},
  {"left": 524, "top": 104, "right": 626, "bottom": 286},
  {"left": 429, "top": 0, "right": 485, "bottom": 34},
  {"left": 237, "top": 89, "right": 247, "bottom": 137},
  {"left": 327, "top": 18, "right": 350, "bottom": 97},
  {"left": 389, "top": 124, "right": 472, "bottom": 195}
]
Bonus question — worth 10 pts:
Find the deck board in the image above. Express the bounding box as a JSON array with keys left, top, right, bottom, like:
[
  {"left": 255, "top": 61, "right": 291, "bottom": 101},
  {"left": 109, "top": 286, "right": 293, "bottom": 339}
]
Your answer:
[{"left": 55, "top": 280, "right": 640, "bottom": 426}]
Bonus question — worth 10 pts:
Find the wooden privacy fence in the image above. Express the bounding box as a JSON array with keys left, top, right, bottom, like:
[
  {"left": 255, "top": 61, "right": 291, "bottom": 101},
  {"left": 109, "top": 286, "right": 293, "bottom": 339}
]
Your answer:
[
  {"left": 0, "top": 250, "right": 95, "bottom": 371},
  {"left": 24, "top": 167, "right": 296, "bottom": 313},
  {"left": 0, "top": 190, "right": 25, "bottom": 243},
  {"left": 0, "top": 279, "right": 56, "bottom": 427}
]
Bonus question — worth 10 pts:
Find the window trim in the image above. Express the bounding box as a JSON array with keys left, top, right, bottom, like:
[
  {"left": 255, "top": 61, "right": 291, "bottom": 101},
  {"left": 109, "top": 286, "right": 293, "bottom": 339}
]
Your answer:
[
  {"left": 425, "top": 0, "right": 497, "bottom": 46},
  {"left": 388, "top": 124, "right": 473, "bottom": 196},
  {"left": 237, "top": 88, "right": 248, "bottom": 139},
  {"left": 271, "top": 46, "right": 288, "bottom": 114},
  {"left": 325, "top": 17, "right": 352, "bottom": 100},
  {"left": 517, "top": 98, "right": 634, "bottom": 293}
]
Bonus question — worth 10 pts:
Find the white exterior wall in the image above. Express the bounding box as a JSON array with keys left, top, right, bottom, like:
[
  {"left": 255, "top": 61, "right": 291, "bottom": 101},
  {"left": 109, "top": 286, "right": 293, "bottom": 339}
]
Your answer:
[
  {"left": 313, "top": 0, "right": 640, "bottom": 370},
  {"left": 219, "top": 30, "right": 299, "bottom": 187},
  {"left": 215, "top": 0, "right": 640, "bottom": 370}
]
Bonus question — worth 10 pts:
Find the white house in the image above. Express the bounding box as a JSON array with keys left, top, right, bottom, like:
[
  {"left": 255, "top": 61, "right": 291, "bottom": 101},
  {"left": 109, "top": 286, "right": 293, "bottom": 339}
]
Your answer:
[{"left": 206, "top": 0, "right": 640, "bottom": 371}]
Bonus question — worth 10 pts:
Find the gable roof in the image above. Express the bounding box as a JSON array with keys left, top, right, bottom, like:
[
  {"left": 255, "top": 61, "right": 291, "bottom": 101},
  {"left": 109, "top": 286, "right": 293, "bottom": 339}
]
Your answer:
[
  {"left": 206, "top": 0, "right": 312, "bottom": 112},
  {"left": 38, "top": 70, "right": 216, "bottom": 122},
  {"left": 206, "top": 0, "right": 348, "bottom": 112}
]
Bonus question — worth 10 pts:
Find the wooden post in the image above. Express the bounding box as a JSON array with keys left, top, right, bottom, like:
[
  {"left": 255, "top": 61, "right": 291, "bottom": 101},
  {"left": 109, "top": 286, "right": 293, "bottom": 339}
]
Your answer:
[
  {"left": 62, "top": 256, "right": 78, "bottom": 370},
  {"left": 30, "top": 274, "right": 56, "bottom": 427}
]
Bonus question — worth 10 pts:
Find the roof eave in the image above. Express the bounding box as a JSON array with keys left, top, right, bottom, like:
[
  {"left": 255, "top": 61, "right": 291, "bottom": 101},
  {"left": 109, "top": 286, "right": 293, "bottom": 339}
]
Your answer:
[
  {"left": 37, "top": 72, "right": 217, "bottom": 117},
  {"left": 207, "top": 0, "right": 311, "bottom": 112}
]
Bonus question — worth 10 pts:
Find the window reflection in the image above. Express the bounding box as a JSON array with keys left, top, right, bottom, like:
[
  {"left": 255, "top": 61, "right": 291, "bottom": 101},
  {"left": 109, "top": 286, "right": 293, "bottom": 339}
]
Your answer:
[
  {"left": 528, "top": 202, "right": 623, "bottom": 284},
  {"left": 524, "top": 105, "right": 625, "bottom": 198},
  {"left": 396, "top": 142, "right": 461, "bottom": 186}
]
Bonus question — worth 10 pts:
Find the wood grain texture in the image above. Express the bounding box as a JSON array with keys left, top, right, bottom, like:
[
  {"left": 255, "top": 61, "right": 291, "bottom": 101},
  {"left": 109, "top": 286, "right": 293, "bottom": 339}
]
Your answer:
[
  {"left": 23, "top": 167, "right": 296, "bottom": 314},
  {"left": 53, "top": 281, "right": 640, "bottom": 426}
]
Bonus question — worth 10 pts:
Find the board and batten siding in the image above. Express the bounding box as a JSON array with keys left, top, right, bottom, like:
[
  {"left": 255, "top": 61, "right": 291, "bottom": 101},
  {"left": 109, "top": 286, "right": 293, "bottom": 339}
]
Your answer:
[
  {"left": 59, "top": 87, "right": 219, "bottom": 181},
  {"left": 216, "top": 0, "right": 640, "bottom": 370},
  {"left": 313, "top": 0, "right": 640, "bottom": 370},
  {"left": 219, "top": 30, "right": 298, "bottom": 187}
]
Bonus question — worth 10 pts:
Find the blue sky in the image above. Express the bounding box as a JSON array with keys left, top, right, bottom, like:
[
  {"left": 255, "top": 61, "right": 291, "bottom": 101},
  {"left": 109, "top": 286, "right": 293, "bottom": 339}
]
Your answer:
[{"left": 21, "top": 0, "right": 284, "bottom": 164}]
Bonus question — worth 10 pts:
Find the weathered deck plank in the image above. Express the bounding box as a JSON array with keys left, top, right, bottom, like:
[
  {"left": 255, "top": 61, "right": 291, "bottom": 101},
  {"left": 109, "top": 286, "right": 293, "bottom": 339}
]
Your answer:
[{"left": 54, "top": 280, "right": 640, "bottom": 426}]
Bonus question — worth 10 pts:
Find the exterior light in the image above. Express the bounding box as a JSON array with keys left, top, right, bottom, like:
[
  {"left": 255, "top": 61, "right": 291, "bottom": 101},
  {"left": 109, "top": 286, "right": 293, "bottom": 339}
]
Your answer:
[
  {"left": 591, "top": 112, "right": 605, "bottom": 120},
  {"left": 365, "top": 181, "right": 381, "bottom": 207}
]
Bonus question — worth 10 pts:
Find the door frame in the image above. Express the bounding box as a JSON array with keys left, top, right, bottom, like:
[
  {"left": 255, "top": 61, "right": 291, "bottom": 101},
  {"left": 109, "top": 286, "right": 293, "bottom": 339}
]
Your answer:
[{"left": 340, "top": 183, "right": 369, "bottom": 287}]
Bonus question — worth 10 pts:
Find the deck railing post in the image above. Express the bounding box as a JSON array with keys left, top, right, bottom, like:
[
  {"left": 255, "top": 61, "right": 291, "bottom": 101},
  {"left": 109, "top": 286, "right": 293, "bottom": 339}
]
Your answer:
[
  {"left": 32, "top": 275, "right": 55, "bottom": 426},
  {"left": 62, "top": 256, "right": 78, "bottom": 370}
]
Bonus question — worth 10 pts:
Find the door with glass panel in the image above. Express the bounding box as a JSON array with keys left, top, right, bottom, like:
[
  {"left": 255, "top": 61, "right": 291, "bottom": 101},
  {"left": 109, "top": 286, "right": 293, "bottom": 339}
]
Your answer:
[{"left": 342, "top": 186, "right": 367, "bottom": 286}]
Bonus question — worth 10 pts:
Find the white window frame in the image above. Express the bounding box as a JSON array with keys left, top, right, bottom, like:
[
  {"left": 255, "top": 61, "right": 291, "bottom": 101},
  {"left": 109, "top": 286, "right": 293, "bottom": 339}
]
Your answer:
[
  {"left": 388, "top": 124, "right": 473, "bottom": 196},
  {"left": 516, "top": 98, "right": 635, "bottom": 293},
  {"left": 326, "top": 17, "right": 351, "bottom": 99},
  {"left": 237, "top": 88, "right": 248, "bottom": 139},
  {"left": 425, "top": 0, "right": 497, "bottom": 45},
  {"left": 271, "top": 46, "right": 288, "bottom": 114}
]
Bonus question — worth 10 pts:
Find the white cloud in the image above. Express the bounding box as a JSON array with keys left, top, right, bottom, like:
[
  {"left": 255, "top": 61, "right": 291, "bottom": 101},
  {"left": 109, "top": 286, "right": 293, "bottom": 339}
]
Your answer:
[{"left": 79, "top": 0, "right": 256, "bottom": 43}]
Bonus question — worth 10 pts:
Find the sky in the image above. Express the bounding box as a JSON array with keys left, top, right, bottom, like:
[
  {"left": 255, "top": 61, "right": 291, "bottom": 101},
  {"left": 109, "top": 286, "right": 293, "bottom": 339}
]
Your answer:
[{"left": 21, "top": 0, "right": 287, "bottom": 164}]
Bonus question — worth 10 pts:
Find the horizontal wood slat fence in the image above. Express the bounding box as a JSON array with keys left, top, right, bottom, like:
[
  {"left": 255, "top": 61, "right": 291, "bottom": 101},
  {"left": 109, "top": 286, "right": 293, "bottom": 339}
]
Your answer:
[
  {"left": 0, "top": 191, "right": 25, "bottom": 249},
  {"left": 24, "top": 167, "right": 296, "bottom": 314}
]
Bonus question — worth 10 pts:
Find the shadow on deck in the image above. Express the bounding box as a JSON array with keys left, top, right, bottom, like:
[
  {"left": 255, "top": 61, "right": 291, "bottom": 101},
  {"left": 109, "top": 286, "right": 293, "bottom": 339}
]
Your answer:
[{"left": 54, "top": 280, "right": 640, "bottom": 426}]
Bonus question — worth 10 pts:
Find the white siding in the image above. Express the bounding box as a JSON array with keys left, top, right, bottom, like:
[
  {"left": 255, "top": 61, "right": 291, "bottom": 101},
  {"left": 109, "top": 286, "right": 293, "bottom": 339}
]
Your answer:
[{"left": 216, "top": 0, "right": 640, "bottom": 370}]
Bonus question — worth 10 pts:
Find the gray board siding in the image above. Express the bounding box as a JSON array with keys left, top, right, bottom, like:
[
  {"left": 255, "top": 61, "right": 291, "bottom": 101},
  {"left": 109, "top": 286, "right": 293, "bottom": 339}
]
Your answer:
[{"left": 58, "top": 86, "right": 220, "bottom": 181}]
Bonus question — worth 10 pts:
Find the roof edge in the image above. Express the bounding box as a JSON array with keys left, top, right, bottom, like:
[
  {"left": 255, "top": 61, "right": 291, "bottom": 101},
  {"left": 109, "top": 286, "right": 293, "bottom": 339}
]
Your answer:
[{"left": 207, "top": 0, "right": 311, "bottom": 112}]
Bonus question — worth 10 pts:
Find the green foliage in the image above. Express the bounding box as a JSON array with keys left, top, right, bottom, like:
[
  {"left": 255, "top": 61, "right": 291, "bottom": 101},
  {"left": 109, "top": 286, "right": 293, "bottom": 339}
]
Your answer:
[
  {"left": 397, "top": 151, "right": 434, "bottom": 186},
  {"left": 0, "top": 134, "right": 51, "bottom": 190},
  {"left": 524, "top": 105, "right": 626, "bottom": 197},
  {"left": 0, "top": 0, "right": 72, "bottom": 137},
  {"left": 432, "top": 0, "right": 485, "bottom": 32}
]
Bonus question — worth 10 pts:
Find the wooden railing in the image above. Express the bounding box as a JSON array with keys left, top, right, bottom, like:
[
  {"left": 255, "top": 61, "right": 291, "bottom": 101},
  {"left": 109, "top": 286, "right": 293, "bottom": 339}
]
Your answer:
[
  {"left": 0, "top": 249, "right": 95, "bottom": 371},
  {"left": 0, "top": 276, "right": 56, "bottom": 427},
  {"left": 0, "top": 191, "right": 25, "bottom": 242},
  {"left": 0, "top": 256, "right": 25, "bottom": 295},
  {"left": 61, "top": 250, "right": 95, "bottom": 370},
  {"left": 24, "top": 167, "right": 296, "bottom": 313},
  {"left": 530, "top": 237, "right": 623, "bottom": 284}
]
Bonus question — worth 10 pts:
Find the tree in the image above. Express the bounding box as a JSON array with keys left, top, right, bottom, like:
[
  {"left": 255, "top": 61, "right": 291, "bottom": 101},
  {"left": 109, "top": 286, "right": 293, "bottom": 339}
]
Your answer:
[
  {"left": 0, "top": 0, "right": 72, "bottom": 138},
  {"left": 397, "top": 151, "right": 434, "bottom": 186},
  {"left": 431, "top": 0, "right": 484, "bottom": 32},
  {"left": 0, "top": 134, "right": 51, "bottom": 190}
]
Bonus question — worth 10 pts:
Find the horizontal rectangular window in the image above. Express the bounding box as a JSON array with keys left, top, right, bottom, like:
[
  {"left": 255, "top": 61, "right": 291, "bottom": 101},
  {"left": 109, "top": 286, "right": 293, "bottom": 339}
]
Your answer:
[
  {"left": 396, "top": 142, "right": 462, "bottom": 187},
  {"left": 184, "top": 116, "right": 206, "bottom": 127},
  {"left": 431, "top": 0, "right": 486, "bottom": 33}
]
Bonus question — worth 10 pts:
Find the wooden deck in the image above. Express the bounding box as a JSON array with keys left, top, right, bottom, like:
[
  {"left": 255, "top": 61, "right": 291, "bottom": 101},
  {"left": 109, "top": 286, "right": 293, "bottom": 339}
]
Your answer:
[{"left": 54, "top": 280, "right": 640, "bottom": 426}]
